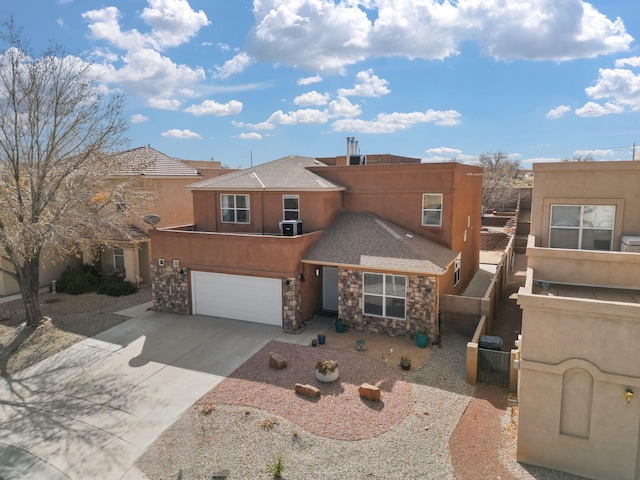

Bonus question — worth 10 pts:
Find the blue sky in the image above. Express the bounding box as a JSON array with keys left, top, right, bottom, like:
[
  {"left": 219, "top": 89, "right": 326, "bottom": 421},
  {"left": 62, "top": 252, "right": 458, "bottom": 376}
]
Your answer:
[{"left": 2, "top": 0, "right": 639, "bottom": 168}]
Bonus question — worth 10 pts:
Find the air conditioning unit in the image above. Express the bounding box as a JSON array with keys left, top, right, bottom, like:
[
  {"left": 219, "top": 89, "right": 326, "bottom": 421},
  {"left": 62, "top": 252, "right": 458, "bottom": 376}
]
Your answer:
[
  {"left": 621, "top": 236, "right": 640, "bottom": 253},
  {"left": 348, "top": 155, "right": 366, "bottom": 165},
  {"left": 280, "top": 219, "right": 303, "bottom": 236}
]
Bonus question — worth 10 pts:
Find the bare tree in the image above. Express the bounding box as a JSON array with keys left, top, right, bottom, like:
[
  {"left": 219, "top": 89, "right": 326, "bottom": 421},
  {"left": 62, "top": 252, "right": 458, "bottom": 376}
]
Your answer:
[
  {"left": 0, "top": 21, "right": 148, "bottom": 327},
  {"left": 479, "top": 151, "right": 521, "bottom": 211},
  {"left": 562, "top": 155, "right": 595, "bottom": 162}
]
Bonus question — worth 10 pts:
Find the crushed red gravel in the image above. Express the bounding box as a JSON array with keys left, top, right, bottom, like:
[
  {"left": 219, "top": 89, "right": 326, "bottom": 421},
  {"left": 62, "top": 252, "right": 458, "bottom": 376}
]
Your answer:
[{"left": 200, "top": 340, "right": 413, "bottom": 440}]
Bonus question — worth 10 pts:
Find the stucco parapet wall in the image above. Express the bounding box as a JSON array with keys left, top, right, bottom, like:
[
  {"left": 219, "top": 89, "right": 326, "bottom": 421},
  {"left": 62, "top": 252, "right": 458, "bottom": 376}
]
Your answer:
[
  {"left": 149, "top": 228, "right": 322, "bottom": 277},
  {"left": 526, "top": 235, "right": 640, "bottom": 289}
]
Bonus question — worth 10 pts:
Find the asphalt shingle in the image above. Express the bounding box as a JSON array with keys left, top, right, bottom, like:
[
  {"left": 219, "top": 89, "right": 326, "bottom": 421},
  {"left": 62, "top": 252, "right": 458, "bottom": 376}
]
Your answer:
[
  {"left": 187, "top": 156, "right": 343, "bottom": 190},
  {"left": 303, "top": 212, "right": 458, "bottom": 274}
]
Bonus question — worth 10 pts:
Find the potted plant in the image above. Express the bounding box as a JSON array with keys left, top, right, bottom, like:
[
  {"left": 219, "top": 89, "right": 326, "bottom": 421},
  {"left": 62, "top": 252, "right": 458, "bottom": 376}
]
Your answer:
[
  {"left": 315, "top": 359, "right": 339, "bottom": 382},
  {"left": 335, "top": 318, "right": 346, "bottom": 333},
  {"left": 355, "top": 339, "right": 366, "bottom": 351},
  {"left": 317, "top": 333, "right": 326, "bottom": 345},
  {"left": 415, "top": 328, "right": 429, "bottom": 348},
  {"left": 400, "top": 355, "right": 411, "bottom": 370}
]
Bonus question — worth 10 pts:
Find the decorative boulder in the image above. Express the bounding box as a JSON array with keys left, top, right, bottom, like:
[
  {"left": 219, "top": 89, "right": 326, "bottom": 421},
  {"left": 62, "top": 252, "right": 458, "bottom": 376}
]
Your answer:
[
  {"left": 295, "top": 383, "right": 321, "bottom": 398},
  {"left": 358, "top": 383, "right": 381, "bottom": 401},
  {"left": 269, "top": 352, "right": 287, "bottom": 369}
]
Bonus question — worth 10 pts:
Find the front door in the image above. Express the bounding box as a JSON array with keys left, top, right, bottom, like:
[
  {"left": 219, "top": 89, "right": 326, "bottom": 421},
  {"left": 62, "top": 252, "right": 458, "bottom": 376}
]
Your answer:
[{"left": 322, "top": 266, "right": 339, "bottom": 312}]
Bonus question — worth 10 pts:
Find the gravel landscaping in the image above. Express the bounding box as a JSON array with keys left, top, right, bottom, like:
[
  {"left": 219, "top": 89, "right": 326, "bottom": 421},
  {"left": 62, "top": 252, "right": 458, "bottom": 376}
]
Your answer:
[{"left": 136, "top": 334, "right": 477, "bottom": 480}]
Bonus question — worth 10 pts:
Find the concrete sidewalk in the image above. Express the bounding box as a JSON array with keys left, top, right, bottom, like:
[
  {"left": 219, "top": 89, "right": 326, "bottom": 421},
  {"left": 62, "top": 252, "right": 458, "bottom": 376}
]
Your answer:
[{"left": 0, "top": 302, "right": 332, "bottom": 479}]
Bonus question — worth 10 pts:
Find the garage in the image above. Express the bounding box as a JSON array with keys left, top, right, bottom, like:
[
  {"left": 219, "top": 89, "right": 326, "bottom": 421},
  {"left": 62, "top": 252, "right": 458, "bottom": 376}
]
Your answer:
[{"left": 191, "top": 271, "right": 283, "bottom": 326}]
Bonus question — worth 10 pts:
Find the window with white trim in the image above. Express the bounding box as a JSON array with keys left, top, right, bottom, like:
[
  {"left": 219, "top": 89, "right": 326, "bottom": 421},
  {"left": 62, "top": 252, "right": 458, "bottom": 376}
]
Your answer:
[
  {"left": 221, "top": 194, "right": 250, "bottom": 223},
  {"left": 422, "top": 194, "right": 442, "bottom": 226},
  {"left": 283, "top": 195, "right": 299, "bottom": 220},
  {"left": 454, "top": 257, "right": 461, "bottom": 286},
  {"left": 113, "top": 248, "right": 125, "bottom": 271},
  {"left": 549, "top": 205, "right": 615, "bottom": 250},
  {"left": 363, "top": 273, "right": 406, "bottom": 319}
]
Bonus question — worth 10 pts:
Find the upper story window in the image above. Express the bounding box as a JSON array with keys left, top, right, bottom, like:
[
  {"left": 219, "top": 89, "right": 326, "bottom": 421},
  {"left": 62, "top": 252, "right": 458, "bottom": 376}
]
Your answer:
[
  {"left": 283, "top": 195, "right": 299, "bottom": 220},
  {"left": 363, "top": 272, "right": 406, "bottom": 320},
  {"left": 221, "top": 194, "right": 250, "bottom": 224},
  {"left": 454, "top": 257, "right": 461, "bottom": 286},
  {"left": 422, "top": 194, "right": 442, "bottom": 227},
  {"left": 550, "top": 205, "right": 615, "bottom": 250}
]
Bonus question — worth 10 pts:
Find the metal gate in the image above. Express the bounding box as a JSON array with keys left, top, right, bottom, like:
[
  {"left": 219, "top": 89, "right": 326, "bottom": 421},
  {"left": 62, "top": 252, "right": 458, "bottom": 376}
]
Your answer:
[{"left": 478, "top": 348, "right": 510, "bottom": 387}]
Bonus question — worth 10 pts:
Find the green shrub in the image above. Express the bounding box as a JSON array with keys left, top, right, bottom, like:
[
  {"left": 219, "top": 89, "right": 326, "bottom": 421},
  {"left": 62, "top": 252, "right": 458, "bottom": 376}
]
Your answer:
[
  {"left": 96, "top": 277, "right": 138, "bottom": 296},
  {"left": 56, "top": 265, "right": 99, "bottom": 295}
]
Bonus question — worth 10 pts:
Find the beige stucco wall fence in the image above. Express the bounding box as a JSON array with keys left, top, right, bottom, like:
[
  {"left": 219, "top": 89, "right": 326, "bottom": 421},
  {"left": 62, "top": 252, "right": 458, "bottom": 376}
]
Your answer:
[{"left": 441, "top": 235, "right": 515, "bottom": 334}]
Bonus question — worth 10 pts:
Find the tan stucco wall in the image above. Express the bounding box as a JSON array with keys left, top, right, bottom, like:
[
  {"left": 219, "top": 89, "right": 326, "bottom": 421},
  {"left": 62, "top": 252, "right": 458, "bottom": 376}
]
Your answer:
[
  {"left": 309, "top": 162, "right": 483, "bottom": 293},
  {"left": 150, "top": 229, "right": 322, "bottom": 279},
  {"left": 530, "top": 161, "right": 640, "bottom": 248},
  {"left": 0, "top": 253, "right": 81, "bottom": 297},
  {"left": 192, "top": 190, "right": 343, "bottom": 234},
  {"left": 517, "top": 273, "right": 640, "bottom": 480}
]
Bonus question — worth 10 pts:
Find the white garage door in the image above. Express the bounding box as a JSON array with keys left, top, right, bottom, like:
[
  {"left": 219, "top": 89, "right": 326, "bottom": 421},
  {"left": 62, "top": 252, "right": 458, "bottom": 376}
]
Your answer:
[{"left": 191, "top": 271, "right": 283, "bottom": 326}]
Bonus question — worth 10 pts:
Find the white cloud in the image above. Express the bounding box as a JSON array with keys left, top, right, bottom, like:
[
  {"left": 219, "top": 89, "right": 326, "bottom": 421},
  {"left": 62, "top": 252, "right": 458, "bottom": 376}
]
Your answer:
[
  {"left": 82, "top": 3, "right": 207, "bottom": 104},
  {"left": 217, "top": 42, "right": 230, "bottom": 51},
  {"left": 130, "top": 114, "right": 149, "bottom": 123},
  {"left": 56, "top": 18, "right": 65, "bottom": 28},
  {"left": 161, "top": 128, "right": 202, "bottom": 139},
  {"left": 294, "top": 91, "right": 330, "bottom": 106},
  {"left": 238, "top": 132, "right": 262, "bottom": 140},
  {"left": 267, "top": 109, "right": 329, "bottom": 125},
  {"left": 575, "top": 101, "right": 625, "bottom": 117},
  {"left": 332, "top": 109, "right": 461, "bottom": 133},
  {"left": 584, "top": 67, "right": 640, "bottom": 111},
  {"left": 146, "top": 98, "right": 182, "bottom": 110},
  {"left": 426, "top": 147, "right": 463, "bottom": 155},
  {"left": 184, "top": 100, "right": 243, "bottom": 116},
  {"left": 546, "top": 105, "right": 572, "bottom": 119},
  {"left": 215, "top": 52, "right": 253, "bottom": 79},
  {"left": 573, "top": 149, "right": 614, "bottom": 156},
  {"left": 140, "top": 0, "right": 210, "bottom": 49},
  {"left": 297, "top": 75, "right": 323, "bottom": 85},
  {"left": 84, "top": 1, "right": 209, "bottom": 51},
  {"left": 246, "top": 0, "right": 632, "bottom": 73},
  {"left": 326, "top": 96, "right": 361, "bottom": 118},
  {"left": 232, "top": 120, "right": 276, "bottom": 131},
  {"left": 337, "top": 69, "right": 390, "bottom": 97},
  {"left": 615, "top": 57, "right": 640, "bottom": 68}
]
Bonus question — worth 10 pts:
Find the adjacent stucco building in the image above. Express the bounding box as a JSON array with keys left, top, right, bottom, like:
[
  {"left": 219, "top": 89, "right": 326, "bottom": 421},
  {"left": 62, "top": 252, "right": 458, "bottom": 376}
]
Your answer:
[{"left": 517, "top": 160, "right": 640, "bottom": 480}]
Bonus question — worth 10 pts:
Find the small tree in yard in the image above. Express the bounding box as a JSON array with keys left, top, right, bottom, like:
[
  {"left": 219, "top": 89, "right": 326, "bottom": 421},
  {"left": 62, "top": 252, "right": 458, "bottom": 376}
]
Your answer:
[
  {"left": 0, "top": 21, "right": 149, "bottom": 327},
  {"left": 479, "top": 151, "right": 521, "bottom": 211}
]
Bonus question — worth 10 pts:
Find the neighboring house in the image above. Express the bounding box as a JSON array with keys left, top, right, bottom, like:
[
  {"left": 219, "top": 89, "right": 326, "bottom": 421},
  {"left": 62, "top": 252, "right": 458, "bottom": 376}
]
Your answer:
[
  {"left": 0, "top": 146, "right": 232, "bottom": 297},
  {"left": 150, "top": 153, "right": 483, "bottom": 340},
  {"left": 516, "top": 161, "right": 640, "bottom": 480}
]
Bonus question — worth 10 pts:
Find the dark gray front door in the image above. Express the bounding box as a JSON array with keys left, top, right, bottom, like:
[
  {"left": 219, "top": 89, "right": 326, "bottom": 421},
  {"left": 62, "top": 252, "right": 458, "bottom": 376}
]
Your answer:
[{"left": 322, "top": 266, "right": 339, "bottom": 312}]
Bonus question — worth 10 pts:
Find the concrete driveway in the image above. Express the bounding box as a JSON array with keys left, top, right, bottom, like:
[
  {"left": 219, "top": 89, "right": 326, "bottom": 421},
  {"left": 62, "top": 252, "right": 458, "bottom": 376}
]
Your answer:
[{"left": 0, "top": 302, "right": 329, "bottom": 479}]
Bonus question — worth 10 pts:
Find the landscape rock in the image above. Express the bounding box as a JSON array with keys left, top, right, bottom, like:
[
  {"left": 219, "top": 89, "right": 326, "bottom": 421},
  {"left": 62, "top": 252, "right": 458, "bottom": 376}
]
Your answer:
[
  {"left": 269, "top": 352, "right": 287, "bottom": 369},
  {"left": 295, "top": 383, "right": 321, "bottom": 398},
  {"left": 358, "top": 383, "right": 381, "bottom": 401}
]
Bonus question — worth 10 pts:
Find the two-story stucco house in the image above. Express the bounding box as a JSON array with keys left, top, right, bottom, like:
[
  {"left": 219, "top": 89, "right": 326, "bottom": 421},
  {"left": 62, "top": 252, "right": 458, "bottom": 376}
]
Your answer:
[
  {"left": 150, "top": 152, "right": 483, "bottom": 341},
  {"left": 516, "top": 160, "right": 640, "bottom": 480}
]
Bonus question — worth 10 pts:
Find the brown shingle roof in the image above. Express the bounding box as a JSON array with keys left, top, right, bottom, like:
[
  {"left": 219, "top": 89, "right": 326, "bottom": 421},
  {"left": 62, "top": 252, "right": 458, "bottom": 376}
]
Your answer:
[
  {"left": 187, "top": 156, "right": 344, "bottom": 191},
  {"left": 302, "top": 212, "right": 458, "bottom": 274},
  {"left": 110, "top": 146, "right": 202, "bottom": 177}
]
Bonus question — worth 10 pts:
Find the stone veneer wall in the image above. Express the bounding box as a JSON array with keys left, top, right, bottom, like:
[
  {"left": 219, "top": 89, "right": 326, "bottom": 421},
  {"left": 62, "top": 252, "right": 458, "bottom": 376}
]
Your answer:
[
  {"left": 338, "top": 269, "right": 437, "bottom": 338},
  {"left": 151, "top": 265, "right": 189, "bottom": 315},
  {"left": 282, "top": 276, "right": 303, "bottom": 333}
]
